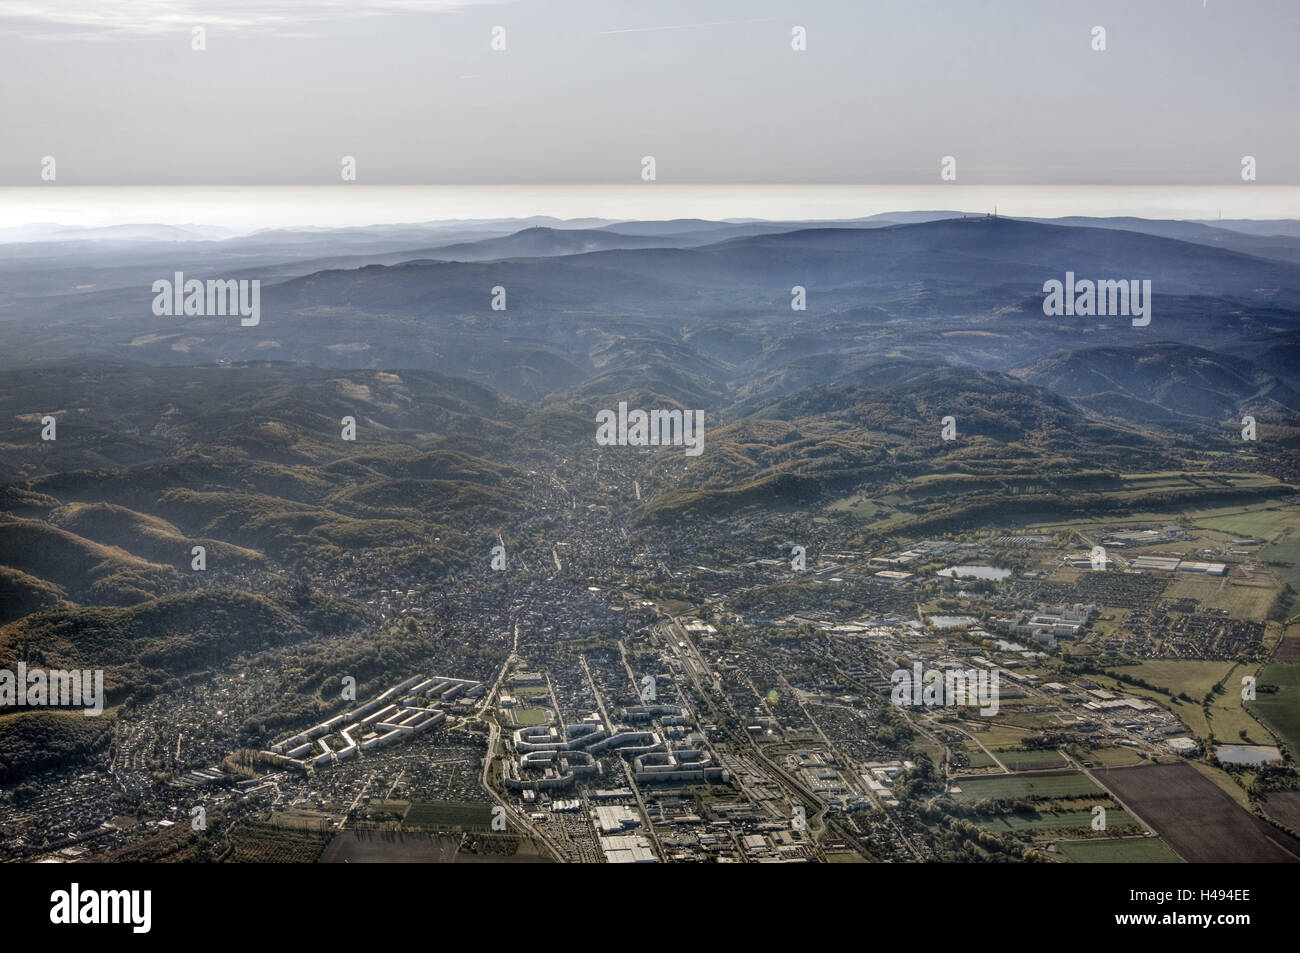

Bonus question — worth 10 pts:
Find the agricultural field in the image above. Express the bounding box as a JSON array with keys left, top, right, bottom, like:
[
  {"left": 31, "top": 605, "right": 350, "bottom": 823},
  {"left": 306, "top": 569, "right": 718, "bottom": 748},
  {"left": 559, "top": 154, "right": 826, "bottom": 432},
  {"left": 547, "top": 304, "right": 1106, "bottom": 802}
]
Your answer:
[
  {"left": 1189, "top": 761, "right": 1253, "bottom": 810},
  {"left": 319, "top": 829, "right": 461, "bottom": 863},
  {"left": 1082, "top": 746, "right": 1145, "bottom": 767},
  {"left": 1091, "top": 661, "right": 1268, "bottom": 744},
  {"left": 1190, "top": 502, "right": 1300, "bottom": 541},
  {"left": 952, "top": 772, "right": 1103, "bottom": 802},
  {"left": 1018, "top": 487, "right": 1294, "bottom": 536},
  {"left": 1120, "top": 659, "right": 1236, "bottom": 696},
  {"left": 224, "top": 822, "right": 332, "bottom": 863},
  {"left": 1130, "top": 660, "right": 1266, "bottom": 742},
  {"left": 1275, "top": 625, "right": 1300, "bottom": 663},
  {"left": 994, "top": 749, "right": 1067, "bottom": 771},
  {"left": 267, "top": 810, "right": 336, "bottom": 831},
  {"left": 1096, "top": 763, "right": 1300, "bottom": 862},
  {"left": 958, "top": 722, "right": 1042, "bottom": 749},
  {"left": 1257, "top": 535, "right": 1300, "bottom": 589},
  {"left": 975, "top": 807, "right": 1138, "bottom": 837},
  {"left": 402, "top": 798, "right": 495, "bottom": 832},
  {"left": 1059, "top": 837, "right": 1182, "bottom": 863},
  {"left": 1248, "top": 663, "right": 1300, "bottom": 754},
  {"left": 1161, "top": 573, "right": 1277, "bottom": 620},
  {"left": 1258, "top": 791, "right": 1300, "bottom": 834}
]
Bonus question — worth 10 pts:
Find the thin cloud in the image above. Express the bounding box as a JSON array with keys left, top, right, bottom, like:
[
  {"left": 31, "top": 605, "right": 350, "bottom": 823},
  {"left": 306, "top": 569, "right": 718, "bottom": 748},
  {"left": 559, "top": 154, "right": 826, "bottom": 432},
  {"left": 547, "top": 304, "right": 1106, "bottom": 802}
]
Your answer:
[
  {"left": 0, "top": 0, "right": 508, "bottom": 38},
  {"left": 599, "top": 17, "right": 784, "bottom": 36}
]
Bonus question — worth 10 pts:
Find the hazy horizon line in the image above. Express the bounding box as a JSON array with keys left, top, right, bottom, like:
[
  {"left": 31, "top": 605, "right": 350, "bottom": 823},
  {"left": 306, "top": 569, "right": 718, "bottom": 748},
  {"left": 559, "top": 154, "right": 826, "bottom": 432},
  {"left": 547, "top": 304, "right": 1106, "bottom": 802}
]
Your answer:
[{"left": 4, "top": 184, "right": 1300, "bottom": 234}]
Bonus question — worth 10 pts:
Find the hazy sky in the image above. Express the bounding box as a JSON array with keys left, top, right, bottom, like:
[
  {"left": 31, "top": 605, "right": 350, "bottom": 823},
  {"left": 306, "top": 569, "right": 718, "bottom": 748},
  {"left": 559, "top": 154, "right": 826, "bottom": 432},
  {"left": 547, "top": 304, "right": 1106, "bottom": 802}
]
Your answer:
[
  {"left": 1, "top": 0, "right": 1297, "bottom": 187},
  {"left": 6, "top": 185, "right": 1300, "bottom": 233}
]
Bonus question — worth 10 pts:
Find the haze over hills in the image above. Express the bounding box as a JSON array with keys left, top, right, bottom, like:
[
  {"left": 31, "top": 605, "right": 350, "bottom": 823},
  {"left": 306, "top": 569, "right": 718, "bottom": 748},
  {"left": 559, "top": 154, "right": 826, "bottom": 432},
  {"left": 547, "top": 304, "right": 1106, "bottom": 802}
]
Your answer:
[
  {"left": 3, "top": 215, "right": 1297, "bottom": 520},
  {"left": 1024, "top": 217, "right": 1300, "bottom": 265},
  {"left": 4, "top": 212, "right": 1298, "bottom": 490},
  {"left": 1015, "top": 343, "right": 1300, "bottom": 424},
  {"left": 2, "top": 211, "right": 1299, "bottom": 859},
  {"left": 4, "top": 216, "right": 1300, "bottom": 405}
]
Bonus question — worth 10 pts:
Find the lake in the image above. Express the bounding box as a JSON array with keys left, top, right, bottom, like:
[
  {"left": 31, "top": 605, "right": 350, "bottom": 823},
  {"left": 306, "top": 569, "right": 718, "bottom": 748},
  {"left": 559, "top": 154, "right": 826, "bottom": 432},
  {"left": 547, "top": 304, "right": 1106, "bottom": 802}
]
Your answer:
[
  {"left": 939, "top": 565, "right": 1011, "bottom": 581},
  {"left": 1214, "top": 745, "right": 1282, "bottom": 765}
]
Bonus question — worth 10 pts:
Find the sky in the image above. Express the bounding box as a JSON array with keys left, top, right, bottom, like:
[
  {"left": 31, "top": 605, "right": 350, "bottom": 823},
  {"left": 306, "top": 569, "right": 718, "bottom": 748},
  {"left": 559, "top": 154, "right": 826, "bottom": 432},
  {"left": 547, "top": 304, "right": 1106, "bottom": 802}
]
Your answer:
[{"left": 2, "top": 0, "right": 1297, "bottom": 188}]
